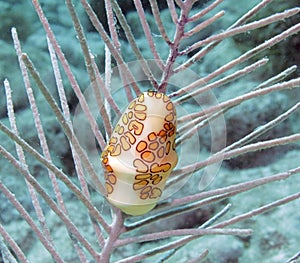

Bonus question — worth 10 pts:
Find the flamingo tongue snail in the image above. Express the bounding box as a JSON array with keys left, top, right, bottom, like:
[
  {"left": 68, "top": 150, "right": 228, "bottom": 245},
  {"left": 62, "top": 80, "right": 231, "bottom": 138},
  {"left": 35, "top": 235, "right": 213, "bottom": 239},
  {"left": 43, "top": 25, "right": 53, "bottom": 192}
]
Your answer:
[{"left": 101, "top": 91, "right": 178, "bottom": 216}]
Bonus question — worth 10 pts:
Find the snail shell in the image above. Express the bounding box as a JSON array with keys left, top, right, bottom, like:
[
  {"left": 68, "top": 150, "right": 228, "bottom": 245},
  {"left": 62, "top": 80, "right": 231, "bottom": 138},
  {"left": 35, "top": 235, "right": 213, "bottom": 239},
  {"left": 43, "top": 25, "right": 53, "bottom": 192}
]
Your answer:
[{"left": 101, "top": 91, "right": 177, "bottom": 215}]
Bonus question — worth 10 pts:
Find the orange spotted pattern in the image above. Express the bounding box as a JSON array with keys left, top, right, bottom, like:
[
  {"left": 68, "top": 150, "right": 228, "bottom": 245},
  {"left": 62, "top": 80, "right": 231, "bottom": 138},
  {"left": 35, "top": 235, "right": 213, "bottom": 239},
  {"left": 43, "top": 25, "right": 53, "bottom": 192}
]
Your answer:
[{"left": 101, "top": 91, "right": 177, "bottom": 215}]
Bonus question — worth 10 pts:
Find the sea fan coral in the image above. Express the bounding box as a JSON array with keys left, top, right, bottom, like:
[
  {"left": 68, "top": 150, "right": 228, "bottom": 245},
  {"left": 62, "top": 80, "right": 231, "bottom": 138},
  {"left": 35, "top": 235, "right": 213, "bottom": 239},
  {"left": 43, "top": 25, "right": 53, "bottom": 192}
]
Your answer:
[{"left": 0, "top": 0, "right": 299, "bottom": 262}]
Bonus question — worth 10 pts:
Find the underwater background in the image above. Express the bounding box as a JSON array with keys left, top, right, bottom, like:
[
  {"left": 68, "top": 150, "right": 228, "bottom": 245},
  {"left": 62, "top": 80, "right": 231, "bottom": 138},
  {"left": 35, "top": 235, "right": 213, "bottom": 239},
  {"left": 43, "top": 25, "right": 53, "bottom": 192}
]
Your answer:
[{"left": 0, "top": 0, "right": 300, "bottom": 262}]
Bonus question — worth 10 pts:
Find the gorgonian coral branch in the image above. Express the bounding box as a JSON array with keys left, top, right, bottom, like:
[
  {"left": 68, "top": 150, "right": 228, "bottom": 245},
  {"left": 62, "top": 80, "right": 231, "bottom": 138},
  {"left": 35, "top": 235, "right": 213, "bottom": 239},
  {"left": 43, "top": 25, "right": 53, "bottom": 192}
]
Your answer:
[{"left": 31, "top": 0, "right": 107, "bottom": 149}]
